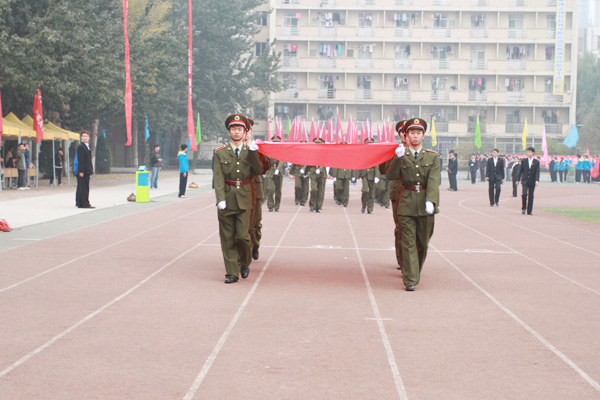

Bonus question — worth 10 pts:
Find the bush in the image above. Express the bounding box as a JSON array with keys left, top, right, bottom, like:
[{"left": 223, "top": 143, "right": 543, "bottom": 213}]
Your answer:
[{"left": 95, "top": 134, "right": 112, "bottom": 174}]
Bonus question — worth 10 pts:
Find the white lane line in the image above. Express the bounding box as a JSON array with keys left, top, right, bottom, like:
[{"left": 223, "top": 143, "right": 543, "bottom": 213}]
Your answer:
[
  {"left": 432, "top": 243, "right": 600, "bottom": 393},
  {"left": 440, "top": 212, "right": 600, "bottom": 296},
  {"left": 343, "top": 208, "right": 409, "bottom": 400},
  {"left": 458, "top": 197, "right": 600, "bottom": 256},
  {"left": 0, "top": 231, "right": 218, "bottom": 379},
  {"left": 0, "top": 203, "right": 215, "bottom": 295},
  {"left": 183, "top": 207, "right": 302, "bottom": 400}
]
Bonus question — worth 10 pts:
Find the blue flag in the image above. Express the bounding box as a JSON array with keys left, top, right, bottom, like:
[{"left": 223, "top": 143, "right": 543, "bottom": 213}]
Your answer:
[
  {"left": 562, "top": 124, "right": 579, "bottom": 148},
  {"left": 144, "top": 115, "right": 150, "bottom": 142},
  {"left": 100, "top": 125, "right": 106, "bottom": 138}
]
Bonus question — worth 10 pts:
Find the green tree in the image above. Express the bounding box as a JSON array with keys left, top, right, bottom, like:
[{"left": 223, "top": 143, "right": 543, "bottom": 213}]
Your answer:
[
  {"left": 576, "top": 54, "right": 600, "bottom": 153},
  {"left": 95, "top": 134, "right": 112, "bottom": 174}
]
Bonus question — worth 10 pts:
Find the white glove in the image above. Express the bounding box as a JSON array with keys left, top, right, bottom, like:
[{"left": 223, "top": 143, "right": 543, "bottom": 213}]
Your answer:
[
  {"left": 315, "top": 169, "right": 321, "bottom": 175},
  {"left": 374, "top": 177, "right": 380, "bottom": 184},
  {"left": 425, "top": 201, "right": 434, "bottom": 214},
  {"left": 248, "top": 140, "right": 258, "bottom": 151},
  {"left": 395, "top": 144, "right": 406, "bottom": 158},
  {"left": 217, "top": 200, "right": 227, "bottom": 210},
  {"left": 299, "top": 168, "right": 305, "bottom": 174},
  {"left": 274, "top": 169, "right": 279, "bottom": 175},
  {"left": 332, "top": 177, "right": 337, "bottom": 182},
  {"left": 302, "top": 175, "right": 307, "bottom": 179}
]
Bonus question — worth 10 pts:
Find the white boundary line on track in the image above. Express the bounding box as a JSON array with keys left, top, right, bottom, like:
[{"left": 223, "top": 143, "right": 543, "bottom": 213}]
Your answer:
[
  {"left": 440, "top": 212, "right": 600, "bottom": 296},
  {"left": 343, "top": 208, "right": 409, "bottom": 400},
  {"left": 0, "top": 203, "right": 215, "bottom": 295},
  {"left": 431, "top": 243, "right": 600, "bottom": 393},
  {"left": 182, "top": 207, "right": 302, "bottom": 400},
  {"left": 0, "top": 231, "right": 219, "bottom": 380}
]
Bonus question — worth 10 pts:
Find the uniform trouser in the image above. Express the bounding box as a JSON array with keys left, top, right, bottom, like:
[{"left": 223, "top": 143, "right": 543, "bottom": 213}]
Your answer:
[
  {"left": 488, "top": 179, "right": 501, "bottom": 204},
  {"left": 470, "top": 169, "right": 477, "bottom": 183},
  {"left": 512, "top": 179, "right": 519, "bottom": 196},
  {"left": 248, "top": 183, "right": 262, "bottom": 252},
  {"left": 218, "top": 207, "right": 252, "bottom": 279},
  {"left": 294, "top": 176, "right": 309, "bottom": 204},
  {"left": 521, "top": 183, "right": 536, "bottom": 214},
  {"left": 179, "top": 173, "right": 187, "bottom": 196},
  {"left": 76, "top": 174, "right": 91, "bottom": 207},
  {"left": 361, "top": 179, "right": 375, "bottom": 212},
  {"left": 309, "top": 175, "right": 325, "bottom": 210},
  {"left": 266, "top": 175, "right": 282, "bottom": 209},
  {"left": 334, "top": 178, "right": 350, "bottom": 206},
  {"left": 391, "top": 192, "right": 403, "bottom": 266},
  {"left": 400, "top": 214, "right": 435, "bottom": 286},
  {"left": 376, "top": 178, "right": 390, "bottom": 207},
  {"left": 448, "top": 173, "right": 457, "bottom": 190}
]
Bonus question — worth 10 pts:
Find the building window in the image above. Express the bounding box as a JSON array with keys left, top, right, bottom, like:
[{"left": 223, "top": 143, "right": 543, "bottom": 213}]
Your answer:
[
  {"left": 255, "top": 11, "right": 267, "bottom": 26},
  {"left": 357, "top": 105, "right": 371, "bottom": 122},
  {"left": 393, "top": 76, "right": 410, "bottom": 90},
  {"left": 283, "top": 12, "right": 299, "bottom": 35},
  {"left": 255, "top": 42, "right": 267, "bottom": 57},
  {"left": 505, "top": 78, "right": 524, "bottom": 92},
  {"left": 357, "top": 75, "right": 372, "bottom": 89},
  {"left": 358, "top": 12, "right": 373, "bottom": 27}
]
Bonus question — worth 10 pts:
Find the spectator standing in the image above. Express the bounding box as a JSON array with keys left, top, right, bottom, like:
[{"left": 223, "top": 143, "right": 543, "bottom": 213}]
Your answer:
[
  {"left": 50, "top": 149, "right": 64, "bottom": 186},
  {"left": 516, "top": 147, "right": 540, "bottom": 215},
  {"left": 479, "top": 154, "right": 487, "bottom": 182},
  {"left": 582, "top": 155, "right": 592, "bottom": 183},
  {"left": 575, "top": 155, "right": 583, "bottom": 183},
  {"left": 150, "top": 144, "right": 162, "bottom": 189},
  {"left": 16, "top": 143, "right": 28, "bottom": 190},
  {"left": 446, "top": 150, "right": 458, "bottom": 191},
  {"left": 549, "top": 157, "right": 558, "bottom": 182},
  {"left": 76, "top": 131, "right": 94, "bottom": 208},
  {"left": 177, "top": 140, "right": 190, "bottom": 198},
  {"left": 511, "top": 157, "right": 521, "bottom": 196},
  {"left": 468, "top": 154, "right": 478, "bottom": 184},
  {"left": 486, "top": 149, "right": 505, "bottom": 206}
]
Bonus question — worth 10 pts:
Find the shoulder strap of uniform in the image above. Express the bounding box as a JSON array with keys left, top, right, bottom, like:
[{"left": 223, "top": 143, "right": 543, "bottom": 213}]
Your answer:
[
  {"left": 425, "top": 149, "right": 439, "bottom": 155},
  {"left": 215, "top": 145, "right": 227, "bottom": 152}
]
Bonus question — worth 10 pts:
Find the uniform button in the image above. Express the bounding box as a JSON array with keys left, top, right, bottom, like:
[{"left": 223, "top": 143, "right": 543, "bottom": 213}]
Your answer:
[
  {"left": 237, "top": 170, "right": 240, "bottom": 172},
  {"left": 237, "top": 162, "right": 240, "bottom": 165},
  {"left": 236, "top": 186, "right": 239, "bottom": 189},
  {"left": 417, "top": 182, "right": 421, "bottom": 185},
  {"left": 416, "top": 173, "right": 420, "bottom": 177}
]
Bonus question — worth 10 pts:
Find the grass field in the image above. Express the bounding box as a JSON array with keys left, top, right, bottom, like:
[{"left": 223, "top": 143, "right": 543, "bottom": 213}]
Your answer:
[{"left": 538, "top": 207, "right": 600, "bottom": 224}]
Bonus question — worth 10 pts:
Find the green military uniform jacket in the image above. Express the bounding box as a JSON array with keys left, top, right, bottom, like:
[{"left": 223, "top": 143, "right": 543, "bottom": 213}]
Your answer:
[
  {"left": 307, "top": 165, "right": 327, "bottom": 178},
  {"left": 214, "top": 143, "right": 263, "bottom": 210},
  {"left": 359, "top": 166, "right": 380, "bottom": 181},
  {"left": 330, "top": 168, "right": 352, "bottom": 179},
  {"left": 386, "top": 148, "right": 440, "bottom": 216},
  {"left": 290, "top": 164, "right": 307, "bottom": 177},
  {"left": 265, "top": 158, "right": 284, "bottom": 178}
]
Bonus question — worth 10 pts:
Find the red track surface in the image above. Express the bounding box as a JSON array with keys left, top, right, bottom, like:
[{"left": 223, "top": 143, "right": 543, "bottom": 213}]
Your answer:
[{"left": 1, "top": 180, "right": 599, "bottom": 399}]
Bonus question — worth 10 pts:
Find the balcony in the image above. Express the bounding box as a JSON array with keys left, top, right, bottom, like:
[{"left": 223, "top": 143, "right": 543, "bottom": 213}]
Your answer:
[
  {"left": 430, "top": 91, "right": 449, "bottom": 101},
  {"left": 394, "top": 59, "right": 412, "bottom": 68},
  {"left": 393, "top": 90, "right": 411, "bottom": 101},
  {"left": 395, "top": 0, "right": 413, "bottom": 4},
  {"left": 544, "top": 93, "right": 564, "bottom": 103},
  {"left": 468, "top": 91, "right": 487, "bottom": 101},
  {"left": 508, "top": 29, "right": 526, "bottom": 39},
  {"left": 506, "top": 122, "right": 524, "bottom": 133},
  {"left": 546, "top": 29, "right": 556, "bottom": 39},
  {"left": 547, "top": 0, "right": 556, "bottom": 5},
  {"left": 433, "top": 0, "right": 451, "bottom": 5},
  {"left": 432, "top": 59, "right": 448, "bottom": 69},
  {"left": 545, "top": 60, "right": 554, "bottom": 71},
  {"left": 544, "top": 123, "right": 563, "bottom": 134},
  {"left": 358, "top": 0, "right": 375, "bottom": 4},
  {"left": 356, "top": 88, "right": 373, "bottom": 100},
  {"left": 319, "top": 58, "right": 336, "bottom": 68},
  {"left": 320, "top": 26, "right": 336, "bottom": 37},
  {"left": 507, "top": 60, "right": 526, "bottom": 70},
  {"left": 282, "top": 26, "right": 298, "bottom": 36},
  {"left": 357, "top": 27, "right": 373, "bottom": 37},
  {"left": 321, "top": 0, "right": 336, "bottom": 5},
  {"left": 282, "top": 57, "right": 299, "bottom": 68},
  {"left": 280, "top": 88, "right": 298, "bottom": 99},
  {"left": 432, "top": 28, "right": 451, "bottom": 38},
  {"left": 470, "top": 28, "right": 487, "bottom": 38},
  {"left": 471, "top": 0, "right": 486, "bottom": 4},
  {"left": 509, "top": 0, "right": 525, "bottom": 5},
  {"left": 507, "top": 92, "right": 524, "bottom": 102},
  {"left": 434, "top": 121, "right": 448, "bottom": 132},
  {"left": 357, "top": 59, "right": 373, "bottom": 68},
  {"left": 395, "top": 28, "right": 410, "bottom": 37},
  {"left": 469, "top": 59, "right": 486, "bottom": 70},
  {"left": 318, "top": 88, "right": 336, "bottom": 100}
]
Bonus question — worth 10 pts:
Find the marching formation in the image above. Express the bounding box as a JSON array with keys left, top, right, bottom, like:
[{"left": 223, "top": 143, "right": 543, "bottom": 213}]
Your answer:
[{"left": 212, "top": 114, "right": 440, "bottom": 292}]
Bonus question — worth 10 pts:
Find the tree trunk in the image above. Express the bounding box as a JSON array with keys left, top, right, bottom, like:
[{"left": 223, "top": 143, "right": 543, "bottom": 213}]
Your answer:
[
  {"left": 91, "top": 118, "right": 99, "bottom": 171},
  {"left": 133, "top": 118, "right": 139, "bottom": 168}
]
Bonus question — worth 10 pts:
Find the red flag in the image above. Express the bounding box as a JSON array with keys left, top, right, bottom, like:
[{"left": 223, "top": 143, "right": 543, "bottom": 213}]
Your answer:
[
  {"left": 328, "top": 118, "right": 333, "bottom": 143},
  {"left": 309, "top": 118, "right": 316, "bottom": 142},
  {"left": 33, "top": 88, "right": 44, "bottom": 143},
  {"left": 187, "top": 0, "right": 197, "bottom": 151},
  {"left": 0, "top": 89, "right": 3, "bottom": 148},
  {"left": 267, "top": 119, "right": 272, "bottom": 141},
  {"left": 592, "top": 154, "right": 600, "bottom": 179},
  {"left": 335, "top": 108, "right": 343, "bottom": 143},
  {"left": 345, "top": 114, "right": 353, "bottom": 143},
  {"left": 123, "top": 0, "right": 132, "bottom": 146}
]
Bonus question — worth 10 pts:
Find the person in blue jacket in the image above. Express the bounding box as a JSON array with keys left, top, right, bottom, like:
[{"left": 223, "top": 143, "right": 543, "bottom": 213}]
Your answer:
[
  {"left": 575, "top": 155, "right": 583, "bottom": 183},
  {"left": 177, "top": 140, "right": 190, "bottom": 198},
  {"left": 582, "top": 155, "right": 592, "bottom": 183}
]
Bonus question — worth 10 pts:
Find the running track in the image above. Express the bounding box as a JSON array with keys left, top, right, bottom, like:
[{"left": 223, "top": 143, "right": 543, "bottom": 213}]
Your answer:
[{"left": 1, "top": 178, "right": 599, "bottom": 399}]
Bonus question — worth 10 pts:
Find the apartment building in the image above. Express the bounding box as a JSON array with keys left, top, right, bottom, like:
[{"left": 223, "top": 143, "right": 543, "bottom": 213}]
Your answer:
[{"left": 252, "top": 0, "right": 577, "bottom": 154}]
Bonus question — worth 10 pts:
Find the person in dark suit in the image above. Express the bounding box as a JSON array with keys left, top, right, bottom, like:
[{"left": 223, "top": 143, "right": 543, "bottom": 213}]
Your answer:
[
  {"left": 511, "top": 158, "right": 521, "bottom": 197},
  {"left": 468, "top": 154, "right": 478, "bottom": 184},
  {"left": 516, "top": 147, "right": 540, "bottom": 215},
  {"left": 486, "top": 149, "right": 505, "bottom": 206},
  {"left": 446, "top": 150, "right": 458, "bottom": 191},
  {"left": 76, "top": 130, "right": 94, "bottom": 208},
  {"left": 549, "top": 157, "right": 557, "bottom": 182}
]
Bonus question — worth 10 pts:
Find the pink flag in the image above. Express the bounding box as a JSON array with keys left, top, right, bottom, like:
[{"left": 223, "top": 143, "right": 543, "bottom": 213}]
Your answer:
[
  {"left": 335, "top": 108, "right": 343, "bottom": 143},
  {"left": 377, "top": 121, "right": 381, "bottom": 142},
  {"left": 541, "top": 124, "right": 549, "bottom": 166},
  {"left": 328, "top": 118, "right": 333, "bottom": 143},
  {"left": 309, "top": 118, "right": 316, "bottom": 142},
  {"left": 33, "top": 88, "right": 44, "bottom": 143},
  {"left": 187, "top": 0, "right": 197, "bottom": 151},
  {"left": 123, "top": 0, "right": 132, "bottom": 146},
  {"left": 345, "top": 114, "right": 353, "bottom": 143},
  {"left": 592, "top": 153, "right": 600, "bottom": 179}
]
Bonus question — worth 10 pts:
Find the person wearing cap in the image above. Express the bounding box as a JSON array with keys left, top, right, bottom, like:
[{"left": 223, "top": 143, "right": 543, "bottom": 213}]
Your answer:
[
  {"left": 245, "top": 118, "right": 268, "bottom": 261},
  {"left": 265, "top": 135, "right": 284, "bottom": 212},
  {"left": 290, "top": 162, "right": 309, "bottom": 206},
  {"left": 359, "top": 137, "right": 380, "bottom": 214},
  {"left": 214, "top": 114, "right": 264, "bottom": 283},
  {"left": 386, "top": 117, "right": 440, "bottom": 291},
  {"left": 330, "top": 153, "right": 352, "bottom": 208},
  {"left": 515, "top": 147, "right": 540, "bottom": 215},
  {"left": 308, "top": 137, "right": 327, "bottom": 212}
]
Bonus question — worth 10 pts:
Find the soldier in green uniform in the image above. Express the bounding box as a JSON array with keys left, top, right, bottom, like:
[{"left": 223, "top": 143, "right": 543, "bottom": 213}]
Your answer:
[
  {"left": 330, "top": 165, "right": 352, "bottom": 207},
  {"left": 359, "top": 137, "right": 381, "bottom": 214},
  {"left": 214, "top": 114, "right": 264, "bottom": 284},
  {"left": 375, "top": 171, "right": 390, "bottom": 209},
  {"left": 265, "top": 135, "right": 284, "bottom": 212},
  {"left": 289, "top": 162, "right": 309, "bottom": 206},
  {"left": 246, "top": 119, "right": 268, "bottom": 261},
  {"left": 386, "top": 118, "right": 440, "bottom": 291},
  {"left": 380, "top": 120, "right": 407, "bottom": 270},
  {"left": 308, "top": 137, "right": 327, "bottom": 213}
]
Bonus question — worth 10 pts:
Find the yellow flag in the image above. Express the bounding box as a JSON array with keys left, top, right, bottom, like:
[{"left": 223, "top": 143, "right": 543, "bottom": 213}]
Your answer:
[
  {"left": 431, "top": 118, "right": 437, "bottom": 146},
  {"left": 521, "top": 118, "right": 528, "bottom": 150}
]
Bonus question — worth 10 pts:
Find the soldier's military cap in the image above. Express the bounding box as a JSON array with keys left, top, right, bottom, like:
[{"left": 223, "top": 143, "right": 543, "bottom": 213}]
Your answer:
[
  {"left": 364, "top": 137, "right": 375, "bottom": 144},
  {"left": 272, "top": 135, "right": 282, "bottom": 142},
  {"left": 404, "top": 117, "right": 427, "bottom": 133},
  {"left": 395, "top": 120, "right": 407, "bottom": 135},
  {"left": 313, "top": 137, "right": 325, "bottom": 143},
  {"left": 225, "top": 114, "right": 249, "bottom": 129}
]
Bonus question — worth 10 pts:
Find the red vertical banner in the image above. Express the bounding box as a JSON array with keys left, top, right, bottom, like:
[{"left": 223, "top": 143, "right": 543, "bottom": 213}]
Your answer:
[
  {"left": 187, "top": 0, "right": 197, "bottom": 151},
  {"left": 123, "top": 0, "right": 132, "bottom": 146},
  {"left": 33, "top": 88, "right": 44, "bottom": 143},
  {"left": 0, "top": 89, "right": 3, "bottom": 147}
]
